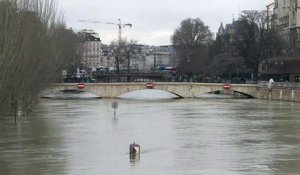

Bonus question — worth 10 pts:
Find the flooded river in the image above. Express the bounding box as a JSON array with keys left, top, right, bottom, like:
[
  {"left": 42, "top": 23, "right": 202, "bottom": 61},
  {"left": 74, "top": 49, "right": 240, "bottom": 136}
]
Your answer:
[{"left": 1, "top": 97, "right": 300, "bottom": 175}]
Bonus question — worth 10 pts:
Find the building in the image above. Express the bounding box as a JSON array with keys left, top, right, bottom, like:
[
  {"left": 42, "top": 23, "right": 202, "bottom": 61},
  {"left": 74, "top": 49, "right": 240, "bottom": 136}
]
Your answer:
[
  {"left": 106, "top": 45, "right": 178, "bottom": 71},
  {"left": 135, "top": 45, "right": 178, "bottom": 70},
  {"left": 271, "top": 0, "right": 300, "bottom": 53},
  {"left": 216, "top": 21, "right": 239, "bottom": 55},
  {"left": 217, "top": 22, "right": 225, "bottom": 36},
  {"left": 260, "top": 57, "right": 300, "bottom": 82},
  {"left": 260, "top": 0, "right": 300, "bottom": 82},
  {"left": 78, "top": 29, "right": 106, "bottom": 69}
]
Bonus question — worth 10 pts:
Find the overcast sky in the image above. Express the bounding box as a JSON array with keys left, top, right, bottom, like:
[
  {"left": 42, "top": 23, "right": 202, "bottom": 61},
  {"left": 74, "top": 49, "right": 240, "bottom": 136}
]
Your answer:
[{"left": 57, "top": 0, "right": 273, "bottom": 46}]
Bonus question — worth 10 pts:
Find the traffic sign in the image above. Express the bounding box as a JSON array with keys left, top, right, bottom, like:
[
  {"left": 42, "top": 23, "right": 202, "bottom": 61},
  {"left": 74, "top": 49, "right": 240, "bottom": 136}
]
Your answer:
[
  {"left": 146, "top": 81, "right": 154, "bottom": 89},
  {"left": 223, "top": 83, "right": 232, "bottom": 90},
  {"left": 77, "top": 83, "right": 85, "bottom": 90}
]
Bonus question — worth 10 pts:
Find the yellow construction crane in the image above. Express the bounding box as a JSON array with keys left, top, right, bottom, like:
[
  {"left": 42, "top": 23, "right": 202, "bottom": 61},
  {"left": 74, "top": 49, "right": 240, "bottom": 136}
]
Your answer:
[{"left": 78, "top": 19, "right": 132, "bottom": 42}]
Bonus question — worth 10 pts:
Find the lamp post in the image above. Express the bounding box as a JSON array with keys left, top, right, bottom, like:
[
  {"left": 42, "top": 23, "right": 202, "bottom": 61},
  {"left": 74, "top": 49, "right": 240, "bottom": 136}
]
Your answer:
[
  {"left": 236, "top": 68, "right": 239, "bottom": 83},
  {"left": 279, "top": 61, "right": 285, "bottom": 81},
  {"left": 153, "top": 48, "right": 157, "bottom": 71},
  {"left": 261, "top": 59, "right": 271, "bottom": 81}
]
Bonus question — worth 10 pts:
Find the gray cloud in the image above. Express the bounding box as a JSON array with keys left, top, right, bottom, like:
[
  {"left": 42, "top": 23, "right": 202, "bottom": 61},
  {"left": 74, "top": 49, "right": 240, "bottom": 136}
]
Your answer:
[{"left": 58, "top": 0, "right": 273, "bottom": 45}]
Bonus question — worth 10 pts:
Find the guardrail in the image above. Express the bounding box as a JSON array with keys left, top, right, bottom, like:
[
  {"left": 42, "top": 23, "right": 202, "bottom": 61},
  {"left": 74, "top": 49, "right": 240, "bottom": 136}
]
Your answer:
[{"left": 258, "top": 81, "right": 300, "bottom": 90}]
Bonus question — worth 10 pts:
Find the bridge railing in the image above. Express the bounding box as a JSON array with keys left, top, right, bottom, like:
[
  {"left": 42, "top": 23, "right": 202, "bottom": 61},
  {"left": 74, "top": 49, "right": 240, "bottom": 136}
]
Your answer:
[{"left": 258, "top": 81, "right": 300, "bottom": 90}]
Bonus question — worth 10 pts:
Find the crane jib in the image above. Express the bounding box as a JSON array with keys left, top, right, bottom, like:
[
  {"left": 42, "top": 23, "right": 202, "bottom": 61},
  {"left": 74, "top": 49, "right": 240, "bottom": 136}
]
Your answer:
[{"left": 78, "top": 19, "right": 132, "bottom": 41}]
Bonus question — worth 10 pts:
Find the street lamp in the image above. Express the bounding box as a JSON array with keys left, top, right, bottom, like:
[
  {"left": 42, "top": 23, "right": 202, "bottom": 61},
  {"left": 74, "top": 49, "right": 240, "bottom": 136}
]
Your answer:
[{"left": 236, "top": 68, "right": 239, "bottom": 83}]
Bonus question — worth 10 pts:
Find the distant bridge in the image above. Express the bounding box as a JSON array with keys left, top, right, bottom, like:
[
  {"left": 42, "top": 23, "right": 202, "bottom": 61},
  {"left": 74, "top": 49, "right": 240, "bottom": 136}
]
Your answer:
[{"left": 44, "top": 83, "right": 259, "bottom": 98}]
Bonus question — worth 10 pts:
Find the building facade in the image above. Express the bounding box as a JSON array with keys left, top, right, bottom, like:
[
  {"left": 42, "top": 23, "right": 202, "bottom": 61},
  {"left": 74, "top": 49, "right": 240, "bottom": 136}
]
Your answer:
[
  {"left": 106, "top": 45, "right": 178, "bottom": 71},
  {"left": 216, "top": 21, "right": 239, "bottom": 55},
  {"left": 136, "top": 45, "right": 177, "bottom": 70},
  {"left": 271, "top": 0, "right": 300, "bottom": 53},
  {"left": 78, "top": 29, "right": 106, "bottom": 69}
]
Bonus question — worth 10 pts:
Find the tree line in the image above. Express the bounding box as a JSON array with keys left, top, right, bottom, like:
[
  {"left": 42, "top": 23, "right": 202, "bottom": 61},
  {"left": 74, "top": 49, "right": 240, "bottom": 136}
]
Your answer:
[
  {"left": 171, "top": 10, "right": 287, "bottom": 82},
  {"left": 0, "top": 0, "right": 79, "bottom": 120}
]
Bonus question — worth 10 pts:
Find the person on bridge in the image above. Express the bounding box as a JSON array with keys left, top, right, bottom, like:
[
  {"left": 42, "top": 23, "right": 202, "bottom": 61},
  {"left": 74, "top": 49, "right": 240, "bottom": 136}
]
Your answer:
[{"left": 268, "top": 78, "right": 274, "bottom": 91}]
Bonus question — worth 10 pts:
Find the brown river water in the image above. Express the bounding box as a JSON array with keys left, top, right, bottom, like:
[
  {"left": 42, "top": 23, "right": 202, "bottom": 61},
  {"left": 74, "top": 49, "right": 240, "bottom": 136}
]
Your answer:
[{"left": 0, "top": 96, "right": 300, "bottom": 175}]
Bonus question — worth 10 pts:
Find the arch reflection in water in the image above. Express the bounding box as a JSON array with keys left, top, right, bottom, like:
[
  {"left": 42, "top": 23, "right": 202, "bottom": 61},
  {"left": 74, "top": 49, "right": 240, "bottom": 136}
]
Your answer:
[
  {"left": 197, "top": 90, "right": 251, "bottom": 99},
  {"left": 117, "top": 89, "right": 181, "bottom": 100},
  {"left": 42, "top": 90, "right": 101, "bottom": 99},
  {"left": 129, "top": 153, "right": 140, "bottom": 166}
]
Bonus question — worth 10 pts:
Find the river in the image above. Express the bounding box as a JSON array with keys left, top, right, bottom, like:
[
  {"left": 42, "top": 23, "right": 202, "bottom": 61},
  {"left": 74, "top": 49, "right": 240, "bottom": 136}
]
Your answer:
[{"left": 0, "top": 97, "right": 300, "bottom": 175}]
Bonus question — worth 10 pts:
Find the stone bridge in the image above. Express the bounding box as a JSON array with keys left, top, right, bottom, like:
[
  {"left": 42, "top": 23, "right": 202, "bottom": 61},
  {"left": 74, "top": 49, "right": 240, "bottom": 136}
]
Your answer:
[{"left": 44, "top": 83, "right": 259, "bottom": 98}]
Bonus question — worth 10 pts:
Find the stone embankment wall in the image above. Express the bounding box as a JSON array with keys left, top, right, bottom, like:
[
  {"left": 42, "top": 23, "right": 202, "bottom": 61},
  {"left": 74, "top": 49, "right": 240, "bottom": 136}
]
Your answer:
[{"left": 257, "top": 82, "right": 300, "bottom": 103}]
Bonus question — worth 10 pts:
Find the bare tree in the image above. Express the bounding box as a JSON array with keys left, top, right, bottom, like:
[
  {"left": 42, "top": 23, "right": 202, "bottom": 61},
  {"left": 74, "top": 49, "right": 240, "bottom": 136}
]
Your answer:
[
  {"left": 109, "top": 40, "right": 124, "bottom": 73},
  {"left": 171, "top": 18, "right": 213, "bottom": 74},
  {"left": 120, "top": 39, "right": 138, "bottom": 73},
  {"left": 236, "top": 10, "right": 285, "bottom": 80},
  {"left": 0, "top": 0, "right": 79, "bottom": 120},
  {"left": 109, "top": 39, "right": 138, "bottom": 75}
]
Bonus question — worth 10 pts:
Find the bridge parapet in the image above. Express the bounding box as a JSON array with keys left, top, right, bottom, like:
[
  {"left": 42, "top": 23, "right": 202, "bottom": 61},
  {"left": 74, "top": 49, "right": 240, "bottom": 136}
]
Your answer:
[
  {"left": 258, "top": 81, "right": 300, "bottom": 90},
  {"left": 256, "top": 81, "right": 300, "bottom": 102},
  {"left": 43, "top": 82, "right": 300, "bottom": 103},
  {"left": 46, "top": 83, "right": 259, "bottom": 98}
]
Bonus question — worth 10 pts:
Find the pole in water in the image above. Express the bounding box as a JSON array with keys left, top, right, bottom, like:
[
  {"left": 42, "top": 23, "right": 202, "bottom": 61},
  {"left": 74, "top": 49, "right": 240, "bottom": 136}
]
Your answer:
[
  {"left": 14, "top": 101, "right": 17, "bottom": 123},
  {"left": 129, "top": 142, "right": 141, "bottom": 163},
  {"left": 129, "top": 142, "right": 140, "bottom": 154},
  {"left": 112, "top": 101, "right": 118, "bottom": 117}
]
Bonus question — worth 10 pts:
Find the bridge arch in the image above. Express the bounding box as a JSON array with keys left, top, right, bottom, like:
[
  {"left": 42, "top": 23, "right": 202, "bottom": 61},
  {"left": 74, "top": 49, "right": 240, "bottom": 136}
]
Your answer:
[
  {"left": 231, "top": 90, "right": 255, "bottom": 98},
  {"left": 116, "top": 89, "right": 183, "bottom": 99}
]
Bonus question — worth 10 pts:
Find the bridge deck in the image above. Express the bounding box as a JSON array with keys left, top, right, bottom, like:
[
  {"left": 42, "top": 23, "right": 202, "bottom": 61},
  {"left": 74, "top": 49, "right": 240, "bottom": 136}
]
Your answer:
[{"left": 48, "top": 82, "right": 258, "bottom": 98}]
